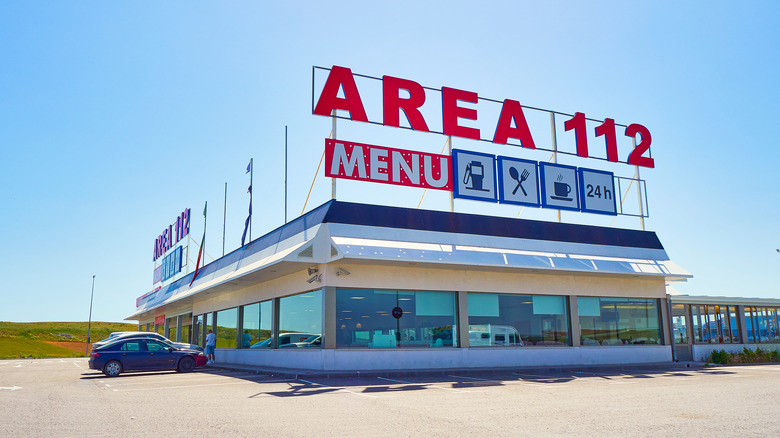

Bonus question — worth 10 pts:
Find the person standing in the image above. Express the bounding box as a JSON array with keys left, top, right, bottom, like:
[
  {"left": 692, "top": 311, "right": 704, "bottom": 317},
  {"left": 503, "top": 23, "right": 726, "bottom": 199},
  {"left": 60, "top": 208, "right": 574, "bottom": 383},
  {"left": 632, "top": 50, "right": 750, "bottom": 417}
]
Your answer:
[{"left": 205, "top": 329, "right": 216, "bottom": 364}]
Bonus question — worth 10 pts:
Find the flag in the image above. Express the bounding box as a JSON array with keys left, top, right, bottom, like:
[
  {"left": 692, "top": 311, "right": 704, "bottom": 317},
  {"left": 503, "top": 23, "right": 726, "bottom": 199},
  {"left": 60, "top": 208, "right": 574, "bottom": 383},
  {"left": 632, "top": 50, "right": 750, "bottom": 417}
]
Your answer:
[
  {"left": 189, "top": 201, "right": 207, "bottom": 287},
  {"left": 246, "top": 160, "right": 252, "bottom": 174},
  {"left": 241, "top": 184, "right": 252, "bottom": 246}
]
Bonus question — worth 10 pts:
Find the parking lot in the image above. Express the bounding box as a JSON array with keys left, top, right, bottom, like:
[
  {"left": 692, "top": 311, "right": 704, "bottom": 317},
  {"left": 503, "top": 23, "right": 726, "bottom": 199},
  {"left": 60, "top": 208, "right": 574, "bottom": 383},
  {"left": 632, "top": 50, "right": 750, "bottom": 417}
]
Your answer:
[{"left": 2, "top": 358, "right": 780, "bottom": 437}]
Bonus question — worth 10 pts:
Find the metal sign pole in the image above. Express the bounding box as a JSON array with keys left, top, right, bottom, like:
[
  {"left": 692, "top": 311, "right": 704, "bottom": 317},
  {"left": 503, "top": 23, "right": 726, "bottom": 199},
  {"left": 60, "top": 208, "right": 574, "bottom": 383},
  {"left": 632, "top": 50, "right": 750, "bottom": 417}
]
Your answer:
[
  {"left": 331, "top": 111, "right": 337, "bottom": 200},
  {"left": 633, "top": 138, "right": 645, "bottom": 230},
  {"left": 447, "top": 136, "right": 454, "bottom": 213},
  {"left": 550, "top": 113, "right": 561, "bottom": 223}
]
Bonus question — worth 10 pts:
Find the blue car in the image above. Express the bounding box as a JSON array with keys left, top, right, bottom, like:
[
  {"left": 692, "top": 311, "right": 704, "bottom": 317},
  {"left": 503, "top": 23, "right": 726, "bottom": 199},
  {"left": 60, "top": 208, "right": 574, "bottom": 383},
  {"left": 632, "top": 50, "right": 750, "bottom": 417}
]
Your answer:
[{"left": 88, "top": 337, "right": 206, "bottom": 377}]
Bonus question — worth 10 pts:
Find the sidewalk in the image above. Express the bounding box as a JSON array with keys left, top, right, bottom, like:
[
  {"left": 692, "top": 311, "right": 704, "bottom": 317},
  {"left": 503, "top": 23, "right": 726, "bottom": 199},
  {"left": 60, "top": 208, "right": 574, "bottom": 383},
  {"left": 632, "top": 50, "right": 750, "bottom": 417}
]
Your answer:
[{"left": 201, "top": 360, "right": 704, "bottom": 379}]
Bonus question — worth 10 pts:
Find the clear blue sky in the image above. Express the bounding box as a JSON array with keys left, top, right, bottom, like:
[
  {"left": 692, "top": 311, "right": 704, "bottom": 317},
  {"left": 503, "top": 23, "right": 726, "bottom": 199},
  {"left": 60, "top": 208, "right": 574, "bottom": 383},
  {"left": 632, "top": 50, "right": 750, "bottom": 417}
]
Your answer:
[{"left": 1, "top": 2, "right": 779, "bottom": 323}]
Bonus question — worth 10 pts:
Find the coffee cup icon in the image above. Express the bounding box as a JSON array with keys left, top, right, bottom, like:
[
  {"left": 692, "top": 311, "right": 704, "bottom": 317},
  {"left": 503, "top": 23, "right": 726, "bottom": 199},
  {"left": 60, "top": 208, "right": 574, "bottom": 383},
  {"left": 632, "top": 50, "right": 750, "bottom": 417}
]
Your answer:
[{"left": 554, "top": 181, "right": 571, "bottom": 197}]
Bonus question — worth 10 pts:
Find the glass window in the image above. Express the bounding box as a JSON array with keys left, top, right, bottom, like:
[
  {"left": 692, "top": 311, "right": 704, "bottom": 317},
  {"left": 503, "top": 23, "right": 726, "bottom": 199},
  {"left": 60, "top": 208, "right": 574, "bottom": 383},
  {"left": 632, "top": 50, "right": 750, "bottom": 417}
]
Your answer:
[
  {"left": 468, "top": 293, "right": 569, "bottom": 347},
  {"left": 146, "top": 340, "right": 168, "bottom": 351},
  {"left": 745, "top": 307, "right": 756, "bottom": 342},
  {"left": 166, "top": 317, "right": 176, "bottom": 341},
  {"left": 729, "top": 308, "right": 740, "bottom": 343},
  {"left": 120, "top": 341, "right": 141, "bottom": 351},
  {"left": 336, "top": 289, "right": 457, "bottom": 348},
  {"left": 707, "top": 306, "right": 719, "bottom": 343},
  {"left": 758, "top": 308, "right": 770, "bottom": 342},
  {"left": 717, "top": 306, "right": 731, "bottom": 344},
  {"left": 181, "top": 325, "right": 190, "bottom": 344},
  {"left": 193, "top": 315, "right": 203, "bottom": 346},
  {"left": 768, "top": 308, "right": 780, "bottom": 342},
  {"left": 691, "top": 305, "right": 703, "bottom": 343},
  {"left": 241, "top": 301, "right": 273, "bottom": 348},
  {"left": 579, "top": 297, "right": 661, "bottom": 346},
  {"left": 215, "top": 308, "right": 238, "bottom": 348},
  {"left": 688, "top": 304, "right": 742, "bottom": 344},
  {"left": 279, "top": 290, "right": 323, "bottom": 348},
  {"left": 671, "top": 304, "right": 688, "bottom": 344}
]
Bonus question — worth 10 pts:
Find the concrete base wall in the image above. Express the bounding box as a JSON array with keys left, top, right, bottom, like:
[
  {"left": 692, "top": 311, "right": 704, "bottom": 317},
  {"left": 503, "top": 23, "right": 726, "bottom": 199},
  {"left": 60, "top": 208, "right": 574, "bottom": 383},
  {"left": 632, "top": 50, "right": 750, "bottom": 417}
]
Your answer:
[
  {"left": 692, "top": 343, "right": 780, "bottom": 362},
  {"left": 217, "top": 346, "right": 672, "bottom": 371}
]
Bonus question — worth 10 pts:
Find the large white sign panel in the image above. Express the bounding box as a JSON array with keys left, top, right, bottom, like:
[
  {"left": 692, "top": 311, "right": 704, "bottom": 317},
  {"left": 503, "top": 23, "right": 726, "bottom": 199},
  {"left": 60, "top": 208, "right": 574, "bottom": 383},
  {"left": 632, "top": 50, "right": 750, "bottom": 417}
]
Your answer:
[
  {"left": 578, "top": 168, "right": 617, "bottom": 215},
  {"left": 540, "top": 163, "right": 580, "bottom": 211},
  {"left": 497, "top": 157, "right": 539, "bottom": 207},
  {"left": 452, "top": 149, "right": 497, "bottom": 202}
]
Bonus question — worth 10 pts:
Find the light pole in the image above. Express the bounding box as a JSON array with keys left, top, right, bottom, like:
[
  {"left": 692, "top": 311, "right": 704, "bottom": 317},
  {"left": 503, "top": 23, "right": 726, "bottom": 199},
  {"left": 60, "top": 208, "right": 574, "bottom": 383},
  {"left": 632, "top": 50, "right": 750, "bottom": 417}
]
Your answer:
[{"left": 86, "top": 275, "right": 95, "bottom": 356}]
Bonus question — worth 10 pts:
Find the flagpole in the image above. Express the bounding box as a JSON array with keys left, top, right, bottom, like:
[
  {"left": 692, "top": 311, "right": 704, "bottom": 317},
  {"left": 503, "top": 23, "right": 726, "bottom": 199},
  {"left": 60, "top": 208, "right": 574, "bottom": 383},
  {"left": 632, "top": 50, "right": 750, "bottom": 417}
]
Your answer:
[
  {"left": 189, "top": 201, "right": 207, "bottom": 287},
  {"left": 284, "top": 126, "right": 288, "bottom": 224},
  {"left": 249, "top": 158, "right": 253, "bottom": 242},
  {"left": 222, "top": 182, "right": 227, "bottom": 257},
  {"left": 203, "top": 201, "right": 207, "bottom": 263}
]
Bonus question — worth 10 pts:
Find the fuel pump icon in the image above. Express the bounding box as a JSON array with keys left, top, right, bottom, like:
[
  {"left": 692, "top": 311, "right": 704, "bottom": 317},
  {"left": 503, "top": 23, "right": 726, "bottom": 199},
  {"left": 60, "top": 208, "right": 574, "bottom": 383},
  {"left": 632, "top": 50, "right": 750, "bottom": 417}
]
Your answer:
[{"left": 463, "top": 161, "right": 489, "bottom": 192}]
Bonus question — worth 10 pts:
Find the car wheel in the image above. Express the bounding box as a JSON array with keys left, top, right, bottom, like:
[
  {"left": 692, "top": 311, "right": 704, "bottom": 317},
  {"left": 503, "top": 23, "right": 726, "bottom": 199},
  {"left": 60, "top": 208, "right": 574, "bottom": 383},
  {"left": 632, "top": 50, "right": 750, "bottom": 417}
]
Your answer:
[
  {"left": 103, "top": 360, "right": 122, "bottom": 377},
  {"left": 177, "top": 356, "right": 195, "bottom": 373}
]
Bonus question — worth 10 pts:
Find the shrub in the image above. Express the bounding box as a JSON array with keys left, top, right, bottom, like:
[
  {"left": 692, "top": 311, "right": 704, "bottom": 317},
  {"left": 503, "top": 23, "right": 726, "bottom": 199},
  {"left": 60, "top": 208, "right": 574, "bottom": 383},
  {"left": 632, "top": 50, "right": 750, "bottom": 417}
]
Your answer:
[{"left": 710, "top": 349, "right": 729, "bottom": 365}]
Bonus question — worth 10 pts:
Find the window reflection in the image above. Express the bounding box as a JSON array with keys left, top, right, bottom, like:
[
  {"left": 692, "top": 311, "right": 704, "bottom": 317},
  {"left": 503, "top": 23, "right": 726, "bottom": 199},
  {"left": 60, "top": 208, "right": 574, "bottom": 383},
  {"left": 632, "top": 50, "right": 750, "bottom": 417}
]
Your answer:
[
  {"left": 215, "top": 308, "right": 238, "bottom": 348},
  {"left": 278, "top": 290, "right": 322, "bottom": 348},
  {"left": 166, "top": 317, "right": 175, "bottom": 341},
  {"left": 336, "top": 289, "right": 457, "bottom": 348},
  {"left": 193, "top": 315, "right": 203, "bottom": 346},
  {"left": 744, "top": 306, "right": 780, "bottom": 343},
  {"left": 579, "top": 297, "right": 661, "bottom": 346},
  {"left": 242, "top": 301, "right": 273, "bottom": 348},
  {"left": 468, "top": 293, "right": 569, "bottom": 346},
  {"left": 671, "top": 304, "right": 688, "bottom": 344},
  {"left": 691, "top": 304, "right": 740, "bottom": 344}
]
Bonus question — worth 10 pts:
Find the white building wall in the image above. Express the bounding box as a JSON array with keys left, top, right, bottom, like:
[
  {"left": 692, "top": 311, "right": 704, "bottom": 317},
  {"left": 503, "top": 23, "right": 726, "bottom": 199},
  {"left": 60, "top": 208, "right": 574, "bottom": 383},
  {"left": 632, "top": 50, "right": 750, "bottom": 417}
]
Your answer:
[{"left": 218, "top": 346, "right": 672, "bottom": 371}]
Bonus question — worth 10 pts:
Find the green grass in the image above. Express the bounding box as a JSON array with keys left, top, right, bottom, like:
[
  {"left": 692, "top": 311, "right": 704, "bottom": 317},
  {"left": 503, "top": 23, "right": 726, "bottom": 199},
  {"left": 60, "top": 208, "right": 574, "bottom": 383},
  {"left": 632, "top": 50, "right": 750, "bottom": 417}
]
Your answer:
[
  {"left": 0, "top": 338, "right": 80, "bottom": 359},
  {"left": 0, "top": 321, "right": 138, "bottom": 359}
]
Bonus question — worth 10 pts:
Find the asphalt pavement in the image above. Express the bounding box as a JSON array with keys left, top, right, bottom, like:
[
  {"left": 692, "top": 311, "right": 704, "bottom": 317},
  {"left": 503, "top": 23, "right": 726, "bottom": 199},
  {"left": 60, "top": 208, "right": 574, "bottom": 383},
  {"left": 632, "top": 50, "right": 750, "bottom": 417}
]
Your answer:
[{"left": 2, "top": 358, "right": 779, "bottom": 437}]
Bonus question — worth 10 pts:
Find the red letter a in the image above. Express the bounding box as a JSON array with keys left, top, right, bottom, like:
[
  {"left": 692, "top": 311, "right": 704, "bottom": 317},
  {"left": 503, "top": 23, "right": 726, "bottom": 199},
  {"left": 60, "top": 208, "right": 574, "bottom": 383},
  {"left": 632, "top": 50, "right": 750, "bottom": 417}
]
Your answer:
[
  {"left": 493, "top": 99, "right": 536, "bottom": 149},
  {"left": 313, "top": 66, "right": 368, "bottom": 122}
]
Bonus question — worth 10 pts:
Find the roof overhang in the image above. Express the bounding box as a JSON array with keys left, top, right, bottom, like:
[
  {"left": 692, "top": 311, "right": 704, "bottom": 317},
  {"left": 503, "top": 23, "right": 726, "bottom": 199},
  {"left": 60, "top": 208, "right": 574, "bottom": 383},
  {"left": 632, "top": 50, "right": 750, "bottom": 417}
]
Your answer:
[{"left": 128, "top": 200, "right": 691, "bottom": 321}]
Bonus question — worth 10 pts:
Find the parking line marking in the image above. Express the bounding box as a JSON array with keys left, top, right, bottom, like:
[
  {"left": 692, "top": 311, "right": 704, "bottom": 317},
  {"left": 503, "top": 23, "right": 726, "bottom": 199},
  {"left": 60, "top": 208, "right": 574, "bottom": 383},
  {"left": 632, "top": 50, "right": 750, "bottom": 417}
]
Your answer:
[
  {"left": 298, "top": 379, "right": 380, "bottom": 398},
  {"left": 113, "top": 379, "right": 293, "bottom": 392},
  {"left": 376, "top": 376, "right": 471, "bottom": 393}
]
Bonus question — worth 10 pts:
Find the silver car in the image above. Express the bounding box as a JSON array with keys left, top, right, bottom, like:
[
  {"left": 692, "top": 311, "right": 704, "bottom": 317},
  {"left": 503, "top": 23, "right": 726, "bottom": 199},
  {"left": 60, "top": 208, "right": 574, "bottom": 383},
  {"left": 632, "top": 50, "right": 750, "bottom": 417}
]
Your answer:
[{"left": 92, "top": 331, "right": 204, "bottom": 352}]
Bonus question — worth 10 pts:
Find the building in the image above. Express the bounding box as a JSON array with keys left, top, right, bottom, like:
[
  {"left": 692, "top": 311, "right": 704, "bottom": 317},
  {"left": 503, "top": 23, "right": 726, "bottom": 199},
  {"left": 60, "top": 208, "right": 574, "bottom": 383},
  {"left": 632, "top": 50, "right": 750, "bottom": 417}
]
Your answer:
[
  {"left": 669, "top": 294, "right": 780, "bottom": 361},
  {"left": 128, "top": 200, "right": 714, "bottom": 370}
]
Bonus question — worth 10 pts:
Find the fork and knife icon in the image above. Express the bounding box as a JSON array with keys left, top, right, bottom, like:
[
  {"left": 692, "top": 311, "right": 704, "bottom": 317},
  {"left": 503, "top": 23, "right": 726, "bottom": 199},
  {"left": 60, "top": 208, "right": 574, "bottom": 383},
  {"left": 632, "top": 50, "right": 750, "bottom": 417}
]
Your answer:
[{"left": 508, "top": 167, "right": 530, "bottom": 196}]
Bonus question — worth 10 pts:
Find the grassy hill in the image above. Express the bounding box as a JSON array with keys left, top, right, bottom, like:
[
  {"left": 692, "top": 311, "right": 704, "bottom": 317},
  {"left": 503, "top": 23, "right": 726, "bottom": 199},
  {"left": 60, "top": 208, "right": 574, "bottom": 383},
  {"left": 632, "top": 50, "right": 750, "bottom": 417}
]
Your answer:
[{"left": 0, "top": 321, "right": 137, "bottom": 359}]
